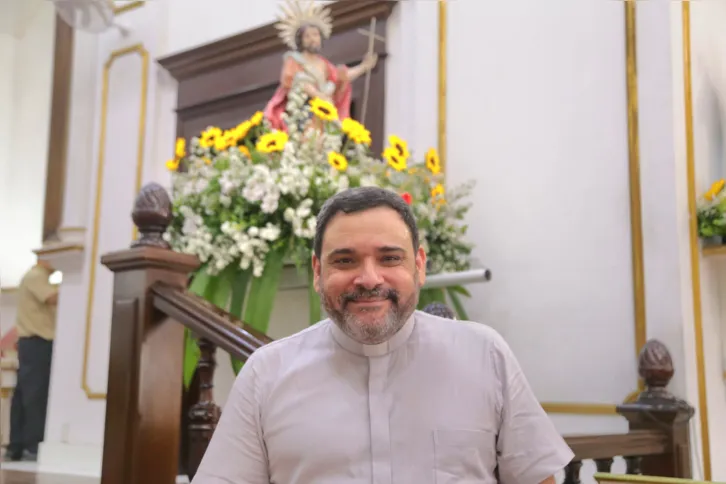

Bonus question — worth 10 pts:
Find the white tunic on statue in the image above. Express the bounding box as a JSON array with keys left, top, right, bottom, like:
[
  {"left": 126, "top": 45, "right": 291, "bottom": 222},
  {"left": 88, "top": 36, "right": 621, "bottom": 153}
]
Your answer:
[{"left": 192, "top": 310, "right": 574, "bottom": 484}]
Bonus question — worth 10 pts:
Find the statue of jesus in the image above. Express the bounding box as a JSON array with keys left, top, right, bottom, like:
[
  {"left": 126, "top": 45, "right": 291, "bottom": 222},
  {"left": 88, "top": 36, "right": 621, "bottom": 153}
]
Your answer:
[{"left": 264, "top": 0, "right": 378, "bottom": 131}]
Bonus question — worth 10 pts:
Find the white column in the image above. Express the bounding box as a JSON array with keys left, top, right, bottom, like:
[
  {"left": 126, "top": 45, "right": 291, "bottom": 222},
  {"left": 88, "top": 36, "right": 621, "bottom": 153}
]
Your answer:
[{"left": 58, "top": 30, "right": 100, "bottom": 245}]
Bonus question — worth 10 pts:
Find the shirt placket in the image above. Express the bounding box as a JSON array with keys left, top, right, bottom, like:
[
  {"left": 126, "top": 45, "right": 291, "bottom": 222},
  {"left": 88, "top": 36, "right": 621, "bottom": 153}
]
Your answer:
[{"left": 368, "top": 355, "right": 392, "bottom": 484}]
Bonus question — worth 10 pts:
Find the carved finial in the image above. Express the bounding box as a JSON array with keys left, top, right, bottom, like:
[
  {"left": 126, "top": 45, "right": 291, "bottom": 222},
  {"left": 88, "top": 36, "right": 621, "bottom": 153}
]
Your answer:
[
  {"left": 638, "top": 339, "right": 674, "bottom": 391},
  {"left": 131, "top": 182, "right": 172, "bottom": 249}
]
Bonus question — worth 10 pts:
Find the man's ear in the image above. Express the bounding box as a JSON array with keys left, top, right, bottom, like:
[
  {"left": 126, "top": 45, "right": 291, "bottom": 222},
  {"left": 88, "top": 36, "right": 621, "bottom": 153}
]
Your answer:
[
  {"left": 312, "top": 254, "right": 322, "bottom": 293},
  {"left": 415, "top": 246, "right": 426, "bottom": 287}
]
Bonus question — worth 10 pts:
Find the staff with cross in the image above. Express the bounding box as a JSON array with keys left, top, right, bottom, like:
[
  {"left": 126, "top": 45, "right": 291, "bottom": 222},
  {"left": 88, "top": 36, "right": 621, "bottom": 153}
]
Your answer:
[{"left": 357, "top": 17, "right": 386, "bottom": 125}]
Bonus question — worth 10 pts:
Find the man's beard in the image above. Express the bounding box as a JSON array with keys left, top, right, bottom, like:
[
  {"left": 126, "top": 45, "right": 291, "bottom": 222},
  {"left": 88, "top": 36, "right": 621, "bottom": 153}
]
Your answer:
[{"left": 321, "top": 275, "right": 419, "bottom": 345}]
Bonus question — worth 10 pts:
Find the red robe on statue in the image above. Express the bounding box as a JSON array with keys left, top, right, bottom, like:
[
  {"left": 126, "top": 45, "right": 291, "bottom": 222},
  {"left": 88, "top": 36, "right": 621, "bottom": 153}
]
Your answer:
[{"left": 264, "top": 53, "right": 352, "bottom": 131}]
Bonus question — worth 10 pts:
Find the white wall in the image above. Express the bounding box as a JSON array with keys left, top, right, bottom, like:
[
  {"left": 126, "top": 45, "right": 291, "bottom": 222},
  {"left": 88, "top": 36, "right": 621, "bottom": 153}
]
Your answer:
[
  {"left": 0, "top": 4, "right": 55, "bottom": 288},
  {"left": 447, "top": 0, "right": 638, "bottom": 436}
]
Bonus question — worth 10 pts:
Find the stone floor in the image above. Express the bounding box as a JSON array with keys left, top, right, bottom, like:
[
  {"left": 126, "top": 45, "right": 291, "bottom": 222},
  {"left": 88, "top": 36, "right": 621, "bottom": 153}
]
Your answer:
[{"left": 1, "top": 470, "right": 98, "bottom": 484}]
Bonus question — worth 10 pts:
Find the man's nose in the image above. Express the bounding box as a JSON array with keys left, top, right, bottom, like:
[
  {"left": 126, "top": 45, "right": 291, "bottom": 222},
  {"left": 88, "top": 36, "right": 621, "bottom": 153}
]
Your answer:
[{"left": 353, "top": 260, "right": 384, "bottom": 289}]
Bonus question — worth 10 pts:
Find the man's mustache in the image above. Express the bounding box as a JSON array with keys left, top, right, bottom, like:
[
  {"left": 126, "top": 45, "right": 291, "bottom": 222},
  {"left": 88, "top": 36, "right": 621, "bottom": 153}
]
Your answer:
[{"left": 340, "top": 287, "right": 399, "bottom": 307}]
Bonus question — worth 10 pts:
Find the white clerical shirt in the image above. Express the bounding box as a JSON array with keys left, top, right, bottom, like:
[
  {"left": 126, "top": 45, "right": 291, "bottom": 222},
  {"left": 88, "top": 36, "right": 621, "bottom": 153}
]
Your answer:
[{"left": 193, "top": 310, "right": 574, "bottom": 483}]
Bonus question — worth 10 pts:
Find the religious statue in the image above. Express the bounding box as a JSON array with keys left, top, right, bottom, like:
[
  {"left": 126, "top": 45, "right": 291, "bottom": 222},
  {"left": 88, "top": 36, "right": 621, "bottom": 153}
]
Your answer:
[{"left": 264, "top": 0, "right": 379, "bottom": 131}]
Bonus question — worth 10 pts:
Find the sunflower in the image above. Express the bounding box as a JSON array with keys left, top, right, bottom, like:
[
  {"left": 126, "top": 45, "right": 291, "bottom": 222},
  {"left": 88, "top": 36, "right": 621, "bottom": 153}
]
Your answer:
[
  {"left": 425, "top": 148, "right": 441, "bottom": 175},
  {"left": 328, "top": 152, "right": 348, "bottom": 171},
  {"left": 310, "top": 97, "right": 338, "bottom": 121},
  {"left": 199, "top": 127, "right": 222, "bottom": 149},
  {"left": 166, "top": 158, "right": 180, "bottom": 171},
  {"left": 388, "top": 135, "right": 410, "bottom": 159},
  {"left": 383, "top": 147, "right": 407, "bottom": 172},
  {"left": 256, "top": 131, "right": 289, "bottom": 153},
  {"left": 704, "top": 179, "right": 725, "bottom": 201},
  {"left": 351, "top": 128, "right": 372, "bottom": 146},
  {"left": 249, "top": 111, "right": 264, "bottom": 126},
  {"left": 221, "top": 129, "right": 239, "bottom": 149},
  {"left": 215, "top": 132, "right": 231, "bottom": 151},
  {"left": 341, "top": 118, "right": 372, "bottom": 145},
  {"left": 175, "top": 138, "right": 186, "bottom": 159},
  {"left": 431, "top": 183, "right": 445, "bottom": 199},
  {"left": 239, "top": 146, "right": 251, "bottom": 158},
  {"left": 235, "top": 120, "right": 253, "bottom": 140},
  {"left": 342, "top": 118, "right": 364, "bottom": 136}
]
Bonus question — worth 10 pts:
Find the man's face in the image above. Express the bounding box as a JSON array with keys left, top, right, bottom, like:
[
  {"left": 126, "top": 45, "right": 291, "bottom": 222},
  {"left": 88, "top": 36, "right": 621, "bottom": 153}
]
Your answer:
[
  {"left": 312, "top": 206, "right": 427, "bottom": 345},
  {"left": 300, "top": 26, "right": 322, "bottom": 53}
]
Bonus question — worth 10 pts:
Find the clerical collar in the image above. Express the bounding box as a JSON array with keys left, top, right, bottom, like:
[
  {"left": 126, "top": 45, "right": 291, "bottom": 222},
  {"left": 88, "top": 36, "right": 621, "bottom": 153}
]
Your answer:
[{"left": 330, "top": 314, "right": 416, "bottom": 357}]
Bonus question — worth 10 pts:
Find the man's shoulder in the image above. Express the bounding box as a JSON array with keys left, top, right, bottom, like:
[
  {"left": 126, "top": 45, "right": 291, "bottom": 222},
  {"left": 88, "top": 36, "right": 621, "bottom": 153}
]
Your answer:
[
  {"left": 414, "top": 310, "right": 508, "bottom": 349},
  {"left": 249, "top": 319, "right": 331, "bottom": 363}
]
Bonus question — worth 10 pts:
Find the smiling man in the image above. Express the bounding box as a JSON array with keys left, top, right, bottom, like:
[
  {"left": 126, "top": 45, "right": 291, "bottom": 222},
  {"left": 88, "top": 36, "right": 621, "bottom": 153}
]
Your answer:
[{"left": 192, "top": 187, "right": 573, "bottom": 484}]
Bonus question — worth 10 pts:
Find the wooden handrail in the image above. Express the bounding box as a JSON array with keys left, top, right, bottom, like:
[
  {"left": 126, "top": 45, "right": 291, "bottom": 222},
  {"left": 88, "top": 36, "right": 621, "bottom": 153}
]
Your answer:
[
  {"left": 565, "top": 430, "right": 668, "bottom": 461},
  {"left": 151, "top": 282, "right": 271, "bottom": 361}
]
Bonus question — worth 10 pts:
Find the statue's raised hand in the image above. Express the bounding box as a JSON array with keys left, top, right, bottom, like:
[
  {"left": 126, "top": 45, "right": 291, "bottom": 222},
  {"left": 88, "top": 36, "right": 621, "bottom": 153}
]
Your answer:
[{"left": 362, "top": 52, "right": 378, "bottom": 72}]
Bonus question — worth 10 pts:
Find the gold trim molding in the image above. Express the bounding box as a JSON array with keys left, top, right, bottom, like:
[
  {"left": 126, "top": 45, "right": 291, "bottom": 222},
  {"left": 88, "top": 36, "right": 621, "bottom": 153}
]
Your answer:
[
  {"left": 681, "top": 2, "right": 712, "bottom": 479},
  {"left": 112, "top": 1, "right": 145, "bottom": 15},
  {"left": 82, "top": 43, "right": 149, "bottom": 400},
  {"left": 438, "top": 0, "right": 447, "bottom": 175}
]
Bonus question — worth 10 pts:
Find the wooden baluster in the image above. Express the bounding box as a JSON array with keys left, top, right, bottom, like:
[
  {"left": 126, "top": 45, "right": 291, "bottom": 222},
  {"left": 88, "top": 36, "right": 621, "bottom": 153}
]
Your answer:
[
  {"left": 594, "top": 458, "right": 613, "bottom": 473},
  {"left": 187, "top": 337, "right": 221, "bottom": 479},
  {"left": 624, "top": 456, "right": 643, "bottom": 475},
  {"left": 563, "top": 460, "right": 582, "bottom": 484},
  {"left": 100, "top": 183, "right": 200, "bottom": 484},
  {"left": 617, "top": 339, "right": 695, "bottom": 478}
]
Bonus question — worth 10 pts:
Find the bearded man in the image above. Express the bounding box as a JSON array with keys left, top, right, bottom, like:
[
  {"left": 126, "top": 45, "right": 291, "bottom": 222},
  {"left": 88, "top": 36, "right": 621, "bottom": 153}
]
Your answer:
[{"left": 192, "top": 187, "right": 574, "bottom": 484}]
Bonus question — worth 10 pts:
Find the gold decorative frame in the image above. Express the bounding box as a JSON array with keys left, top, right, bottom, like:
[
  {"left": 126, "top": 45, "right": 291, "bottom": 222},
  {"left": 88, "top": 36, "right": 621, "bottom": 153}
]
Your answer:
[
  {"left": 112, "top": 1, "right": 145, "bottom": 15},
  {"left": 436, "top": 1, "right": 645, "bottom": 415},
  {"left": 681, "top": 1, "right": 712, "bottom": 479},
  {"left": 82, "top": 44, "right": 149, "bottom": 400},
  {"left": 438, "top": 0, "right": 447, "bottom": 175}
]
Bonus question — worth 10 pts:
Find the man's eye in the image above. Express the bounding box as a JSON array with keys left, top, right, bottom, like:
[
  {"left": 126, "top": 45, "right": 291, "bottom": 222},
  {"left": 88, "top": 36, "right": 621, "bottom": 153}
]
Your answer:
[
  {"left": 334, "top": 258, "right": 353, "bottom": 265},
  {"left": 382, "top": 256, "right": 402, "bottom": 263}
]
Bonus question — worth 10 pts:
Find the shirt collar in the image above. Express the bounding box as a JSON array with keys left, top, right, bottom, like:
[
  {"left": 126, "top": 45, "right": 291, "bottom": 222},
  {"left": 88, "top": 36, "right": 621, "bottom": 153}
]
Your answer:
[{"left": 330, "top": 313, "right": 416, "bottom": 357}]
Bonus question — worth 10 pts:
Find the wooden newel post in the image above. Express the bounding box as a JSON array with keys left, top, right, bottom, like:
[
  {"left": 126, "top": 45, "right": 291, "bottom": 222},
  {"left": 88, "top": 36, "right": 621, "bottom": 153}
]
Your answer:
[
  {"left": 100, "top": 182, "right": 199, "bottom": 484},
  {"left": 617, "top": 339, "right": 695, "bottom": 478}
]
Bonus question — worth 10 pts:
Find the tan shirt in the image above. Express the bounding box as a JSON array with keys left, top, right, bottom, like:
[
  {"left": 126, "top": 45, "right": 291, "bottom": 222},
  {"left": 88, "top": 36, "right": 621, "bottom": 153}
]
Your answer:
[
  {"left": 15, "top": 265, "right": 58, "bottom": 341},
  {"left": 193, "top": 311, "right": 574, "bottom": 484}
]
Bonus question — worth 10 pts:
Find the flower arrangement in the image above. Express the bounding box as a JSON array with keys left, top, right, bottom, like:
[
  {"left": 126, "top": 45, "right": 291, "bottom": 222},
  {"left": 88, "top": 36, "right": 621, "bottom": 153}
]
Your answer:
[
  {"left": 165, "top": 82, "right": 475, "bottom": 379},
  {"left": 697, "top": 179, "right": 726, "bottom": 240}
]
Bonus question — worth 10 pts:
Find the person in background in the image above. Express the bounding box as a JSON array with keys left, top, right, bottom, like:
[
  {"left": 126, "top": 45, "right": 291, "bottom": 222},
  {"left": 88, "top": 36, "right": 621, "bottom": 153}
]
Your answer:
[
  {"left": 193, "top": 186, "right": 573, "bottom": 483},
  {"left": 4, "top": 259, "right": 59, "bottom": 462}
]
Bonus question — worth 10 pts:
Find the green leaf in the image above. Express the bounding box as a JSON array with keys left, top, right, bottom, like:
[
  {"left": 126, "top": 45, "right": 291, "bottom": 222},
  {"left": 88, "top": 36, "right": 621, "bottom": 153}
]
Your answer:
[
  {"left": 446, "top": 287, "right": 470, "bottom": 321},
  {"left": 183, "top": 270, "right": 212, "bottom": 389},
  {"left": 183, "top": 267, "right": 234, "bottom": 387},
  {"left": 307, "top": 262, "right": 322, "bottom": 326},
  {"left": 229, "top": 269, "right": 252, "bottom": 374},
  {"left": 239, "top": 248, "right": 287, "bottom": 374},
  {"left": 418, "top": 288, "right": 446, "bottom": 309},
  {"left": 447, "top": 285, "right": 471, "bottom": 297}
]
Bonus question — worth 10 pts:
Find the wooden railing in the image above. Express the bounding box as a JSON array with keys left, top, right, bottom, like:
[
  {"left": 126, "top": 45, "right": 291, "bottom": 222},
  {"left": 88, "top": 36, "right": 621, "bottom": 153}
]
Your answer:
[{"left": 97, "top": 182, "right": 696, "bottom": 484}]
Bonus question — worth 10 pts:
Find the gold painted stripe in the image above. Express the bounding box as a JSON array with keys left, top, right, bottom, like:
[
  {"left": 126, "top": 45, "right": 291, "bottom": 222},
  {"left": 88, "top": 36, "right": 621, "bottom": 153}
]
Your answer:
[
  {"left": 681, "top": 2, "right": 712, "bottom": 479},
  {"left": 82, "top": 44, "right": 149, "bottom": 400}
]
